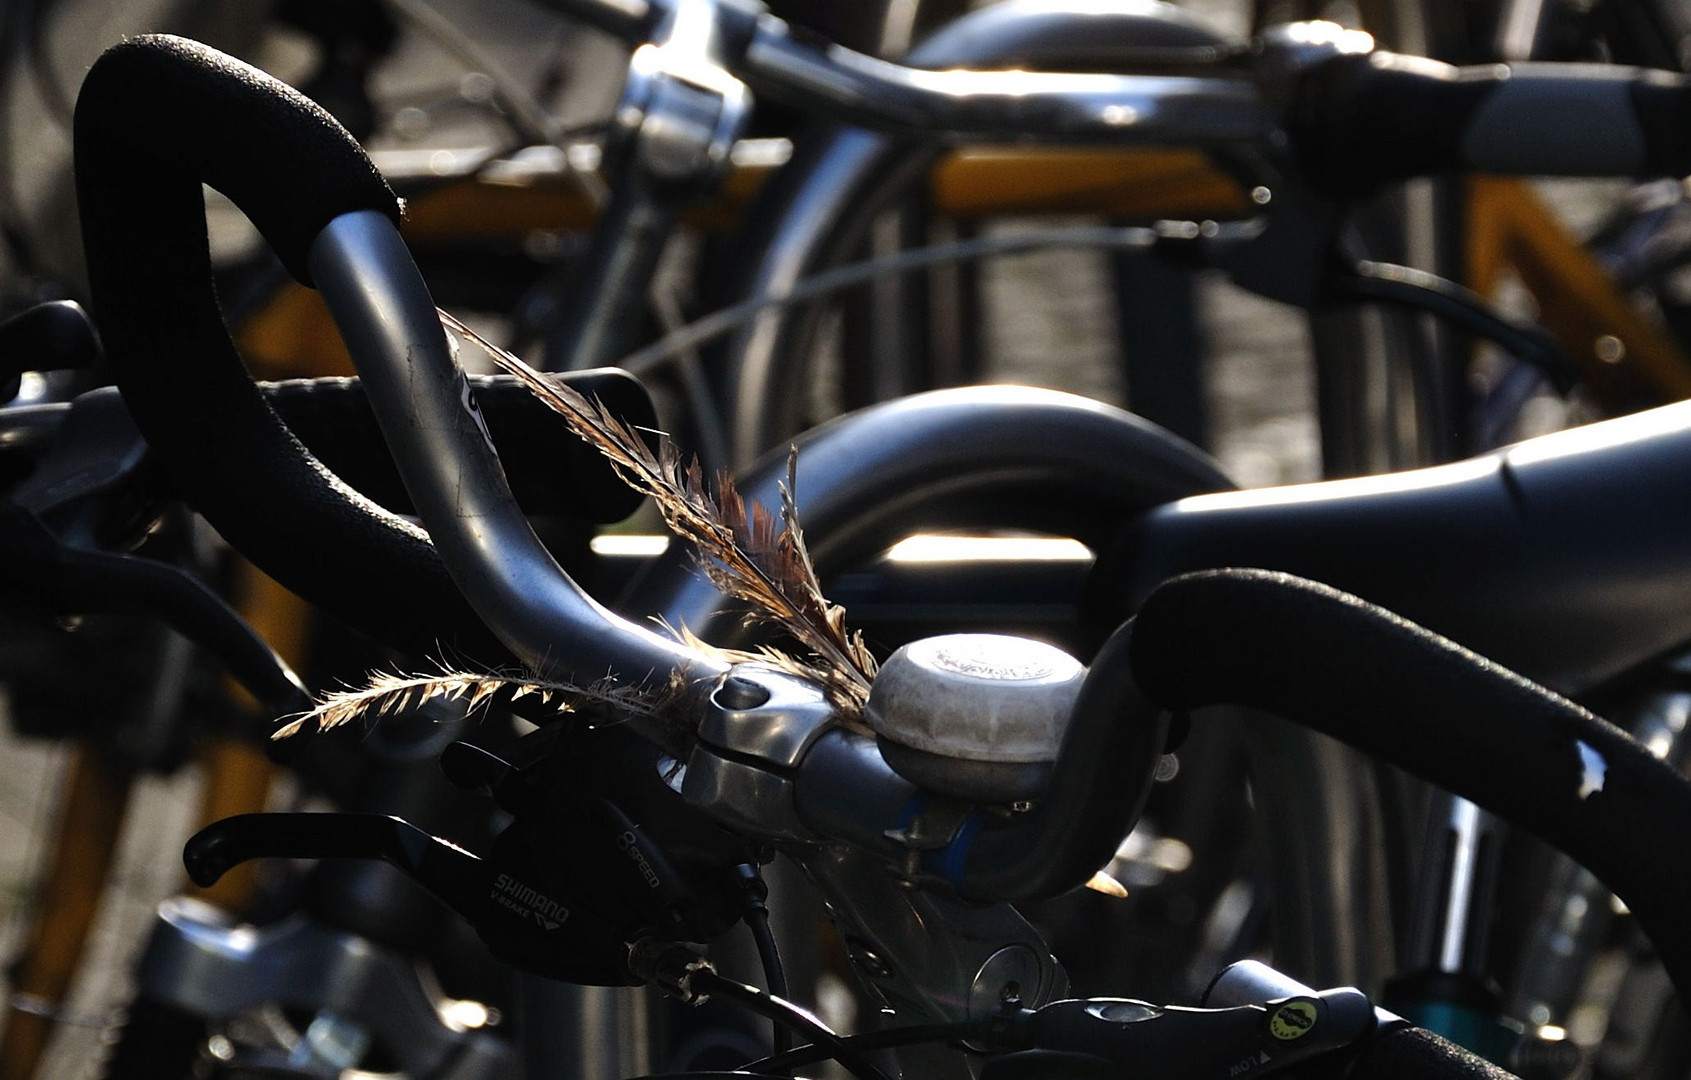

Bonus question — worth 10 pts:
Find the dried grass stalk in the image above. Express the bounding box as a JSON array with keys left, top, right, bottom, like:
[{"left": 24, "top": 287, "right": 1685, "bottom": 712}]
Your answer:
[
  {"left": 277, "top": 314, "right": 880, "bottom": 739},
  {"left": 438, "top": 309, "right": 877, "bottom": 716},
  {"left": 274, "top": 666, "right": 678, "bottom": 739}
]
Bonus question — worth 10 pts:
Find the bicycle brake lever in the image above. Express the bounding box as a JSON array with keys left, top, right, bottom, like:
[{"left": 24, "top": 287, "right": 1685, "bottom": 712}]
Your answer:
[
  {"left": 185, "top": 811, "right": 640, "bottom": 984},
  {"left": 189, "top": 717, "right": 755, "bottom": 986},
  {"left": 0, "top": 300, "right": 101, "bottom": 400},
  {"left": 441, "top": 723, "right": 755, "bottom": 940},
  {"left": 185, "top": 812, "right": 484, "bottom": 906},
  {"left": 0, "top": 388, "right": 308, "bottom": 719}
]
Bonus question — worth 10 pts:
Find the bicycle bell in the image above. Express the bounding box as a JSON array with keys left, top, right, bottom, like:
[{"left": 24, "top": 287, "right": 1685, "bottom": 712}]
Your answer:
[{"left": 866, "top": 633, "right": 1084, "bottom": 803}]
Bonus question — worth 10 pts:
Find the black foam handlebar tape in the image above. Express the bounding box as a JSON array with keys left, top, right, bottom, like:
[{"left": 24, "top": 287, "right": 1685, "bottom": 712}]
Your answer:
[
  {"left": 262, "top": 370, "right": 654, "bottom": 522},
  {"left": 1354, "top": 1026, "right": 1521, "bottom": 1080},
  {"left": 1129, "top": 569, "right": 1691, "bottom": 1010},
  {"left": 1292, "top": 53, "right": 1691, "bottom": 196},
  {"left": 76, "top": 36, "right": 399, "bottom": 285},
  {"left": 76, "top": 37, "right": 503, "bottom": 663}
]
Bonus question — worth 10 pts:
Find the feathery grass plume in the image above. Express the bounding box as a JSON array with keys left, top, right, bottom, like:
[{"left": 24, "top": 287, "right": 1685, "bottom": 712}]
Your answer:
[
  {"left": 274, "top": 666, "right": 677, "bottom": 740},
  {"left": 275, "top": 670, "right": 566, "bottom": 738},
  {"left": 437, "top": 309, "right": 877, "bottom": 719}
]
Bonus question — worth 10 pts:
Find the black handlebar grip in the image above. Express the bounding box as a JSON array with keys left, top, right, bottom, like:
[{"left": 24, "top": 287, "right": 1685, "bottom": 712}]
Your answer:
[
  {"left": 1129, "top": 569, "right": 1691, "bottom": 1012},
  {"left": 1291, "top": 52, "right": 1691, "bottom": 196},
  {"left": 74, "top": 36, "right": 505, "bottom": 663},
  {"left": 76, "top": 36, "right": 399, "bottom": 284},
  {"left": 262, "top": 370, "right": 654, "bottom": 522},
  {"left": 1353, "top": 1025, "right": 1522, "bottom": 1080}
]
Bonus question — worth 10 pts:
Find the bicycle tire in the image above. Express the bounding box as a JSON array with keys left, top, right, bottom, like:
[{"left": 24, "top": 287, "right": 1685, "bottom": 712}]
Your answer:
[{"left": 711, "top": 0, "right": 1231, "bottom": 470}]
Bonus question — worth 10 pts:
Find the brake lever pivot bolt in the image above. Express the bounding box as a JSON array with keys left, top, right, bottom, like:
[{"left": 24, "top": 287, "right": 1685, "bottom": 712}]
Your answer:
[{"left": 866, "top": 634, "right": 1085, "bottom": 803}]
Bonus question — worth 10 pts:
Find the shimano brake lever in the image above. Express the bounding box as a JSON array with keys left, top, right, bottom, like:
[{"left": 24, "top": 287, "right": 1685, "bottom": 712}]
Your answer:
[
  {"left": 186, "top": 810, "right": 641, "bottom": 984},
  {"left": 189, "top": 717, "right": 757, "bottom": 985},
  {"left": 185, "top": 813, "right": 475, "bottom": 894}
]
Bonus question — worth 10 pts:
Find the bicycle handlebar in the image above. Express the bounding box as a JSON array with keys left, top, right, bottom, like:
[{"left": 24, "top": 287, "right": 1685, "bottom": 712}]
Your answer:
[
  {"left": 550, "top": 0, "right": 1271, "bottom": 145},
  {"left": 73, "top": 33, "right": 1691, "bottom": 1053},
  {"left": 1292, "top": 52, "right": 1691, "bottom": 195},
  {"left": 73, "top": 34, "right": 1201, "bottom": 821},
  {"left": 552, "top": 0, "right": 1691, "bottom": 193},
  {"left": 1129, "top": 568, "right": 1691, "bottom": 1009},
  {"left": 736, "top": 29, "right": 1268, "bottom": 144},
  {"left": 74, "top": 36, "right": 503, "bottom": 665},
  {"left": 71, "top": 34, "right": 1209, "bottom": 916},
  {"left": 308, "top": 211, "right": 721, "bottom": 712},
  {"left": 76, "top": 38, "right": 718, "bottom": 711}
]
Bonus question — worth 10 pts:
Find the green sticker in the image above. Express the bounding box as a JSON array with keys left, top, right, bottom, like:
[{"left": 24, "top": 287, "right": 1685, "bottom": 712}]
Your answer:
[{"left": 1269, "top": 1000, "right": 1318, "bottom": 1041}]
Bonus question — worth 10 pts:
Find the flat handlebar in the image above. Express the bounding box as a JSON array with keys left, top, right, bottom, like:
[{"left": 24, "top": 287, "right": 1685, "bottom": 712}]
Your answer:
[
  {"left": 549, "top": 0, "right": 1691, "bottom": 191},
  {"left": 551, "top": 0, "right": 1271, "bottom": 145},
  {"left": 1292, "top": 52, "right": 1691, "bottom": 194},
  {"left": 737, "top": 30, "right": 1268, "bottom": 144}
]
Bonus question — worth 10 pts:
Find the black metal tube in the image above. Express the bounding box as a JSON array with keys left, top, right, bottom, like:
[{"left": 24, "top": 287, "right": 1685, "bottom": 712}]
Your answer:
[
  {"left": 720, "top": 0, "right": 1236, "bottom": 464},
  {"left": 1130, "top": 568, "right": 1691, "bottom": 1013}
]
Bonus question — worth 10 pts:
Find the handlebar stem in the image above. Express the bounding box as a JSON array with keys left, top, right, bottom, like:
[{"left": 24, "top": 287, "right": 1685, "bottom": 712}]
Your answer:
[
  {"left": 612, "top": 0, "right": 750, "bottom": 190},
  {"left": 552, "top": 0, "right": 752, "bottom": 372},
  {"left": 682, "top": 664, "right": 837, "bottom": 839}
]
